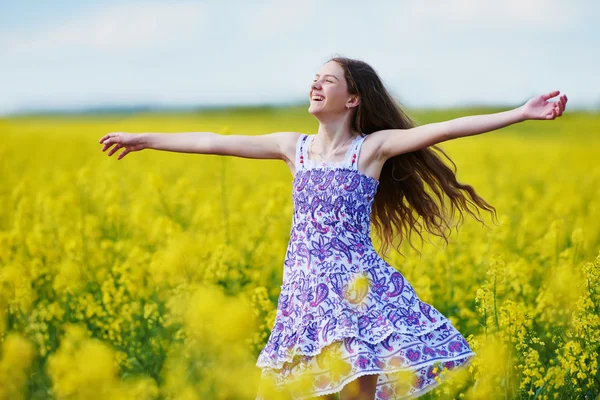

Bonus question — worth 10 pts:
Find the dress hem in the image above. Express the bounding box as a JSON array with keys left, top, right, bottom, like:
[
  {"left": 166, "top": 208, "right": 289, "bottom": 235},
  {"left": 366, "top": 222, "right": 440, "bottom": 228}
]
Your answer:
[
  {"left": 256, "top": 351, "right": 477, "bottom": 400},
  {"left": 256, "top": 316, "right": 455, "bottom": 370}
]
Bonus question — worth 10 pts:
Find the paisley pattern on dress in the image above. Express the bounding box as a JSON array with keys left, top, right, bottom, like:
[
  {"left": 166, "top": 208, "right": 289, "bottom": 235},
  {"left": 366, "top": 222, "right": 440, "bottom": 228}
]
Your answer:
[{"left": 256, "top": 133, "right": 476, "bottom": 399}]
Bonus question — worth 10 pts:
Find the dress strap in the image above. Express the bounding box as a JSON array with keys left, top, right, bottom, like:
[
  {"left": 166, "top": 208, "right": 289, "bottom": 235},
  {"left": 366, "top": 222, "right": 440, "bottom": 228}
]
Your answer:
[
  {"left": 347, "top": 133, "right": 367, "bottom": 170},
  {"left": 296, "top": 133, "right": 310, "bottom": 170}
]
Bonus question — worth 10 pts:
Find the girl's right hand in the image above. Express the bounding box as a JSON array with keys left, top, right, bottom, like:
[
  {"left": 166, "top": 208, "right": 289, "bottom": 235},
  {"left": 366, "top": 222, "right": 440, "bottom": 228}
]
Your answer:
[{"left": 99, "top": 132, "right": 145, "bottom": 160}]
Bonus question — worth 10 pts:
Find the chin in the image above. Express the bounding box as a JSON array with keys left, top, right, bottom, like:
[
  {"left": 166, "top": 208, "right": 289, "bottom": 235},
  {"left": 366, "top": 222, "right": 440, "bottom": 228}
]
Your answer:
[{"left": 308, "top": 103, "right": 325, "bottom": 116}]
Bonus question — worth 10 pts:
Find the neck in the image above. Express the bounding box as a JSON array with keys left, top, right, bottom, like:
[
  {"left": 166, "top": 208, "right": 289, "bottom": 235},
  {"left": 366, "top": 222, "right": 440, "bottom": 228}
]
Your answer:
[{"left": 315, "top": 121, "right": 360, "bottom": 149}]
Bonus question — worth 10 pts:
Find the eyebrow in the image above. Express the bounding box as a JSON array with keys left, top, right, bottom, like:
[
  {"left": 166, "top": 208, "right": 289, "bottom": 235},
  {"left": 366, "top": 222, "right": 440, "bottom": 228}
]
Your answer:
[{"left": 315, "top": 74, "right": 338, "bottom": 80}]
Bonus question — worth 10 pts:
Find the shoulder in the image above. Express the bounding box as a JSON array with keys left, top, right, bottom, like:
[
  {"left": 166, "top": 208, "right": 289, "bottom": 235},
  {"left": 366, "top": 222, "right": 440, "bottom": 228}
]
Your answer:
[
  {"left": 275, "top": 131, "right": 305, "bottom": 164},
  {"left": 361, "top": 131, "right": 387, "bottom": 163},
  {"left": 354, "top": 132, "right": 389, "bottom": 181}
]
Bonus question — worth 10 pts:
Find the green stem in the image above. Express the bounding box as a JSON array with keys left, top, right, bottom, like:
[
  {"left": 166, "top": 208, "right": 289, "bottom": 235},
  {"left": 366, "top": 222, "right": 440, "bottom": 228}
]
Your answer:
[
  {"left": 494, "top": 274, "right": 500, "bottom": 331},
  {"left": 220, "top": 156, "right": 230, "bottom": 245}
]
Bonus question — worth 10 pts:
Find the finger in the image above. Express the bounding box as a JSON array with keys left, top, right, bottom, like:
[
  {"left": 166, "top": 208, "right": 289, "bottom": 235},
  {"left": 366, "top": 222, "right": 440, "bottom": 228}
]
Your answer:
[
  {"left": 118, "top": 149, "right": 128, "bottom": 160},
  {"left": 542, "top": 90, "right": 560, "bottom": 101},
  {"left": 102, "top": 140, "right": 113, "bottom": 152},
  {"left": 99, "top": 133, "right": 113, "bottom": 144},
  {"left": 108, "top": 143, "right": 121, "bottom": 156}
]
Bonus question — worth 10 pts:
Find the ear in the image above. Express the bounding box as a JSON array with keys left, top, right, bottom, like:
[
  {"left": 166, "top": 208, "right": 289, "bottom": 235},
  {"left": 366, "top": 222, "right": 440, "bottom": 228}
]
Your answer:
[{"left": 346, "top": 96, "right": 360, "bottom": 109}]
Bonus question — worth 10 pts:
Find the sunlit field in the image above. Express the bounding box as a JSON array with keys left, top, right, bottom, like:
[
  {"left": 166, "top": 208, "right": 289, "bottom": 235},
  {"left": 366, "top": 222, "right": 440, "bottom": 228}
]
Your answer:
[{"left": 0, "top": 105, "right": 599, "bottom": 399}]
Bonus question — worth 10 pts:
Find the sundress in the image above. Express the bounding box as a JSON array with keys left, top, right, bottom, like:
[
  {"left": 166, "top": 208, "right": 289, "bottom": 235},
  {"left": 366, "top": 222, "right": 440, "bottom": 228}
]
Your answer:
[{"left": 255, "top": 133, "right": 476, "bottom": 399}]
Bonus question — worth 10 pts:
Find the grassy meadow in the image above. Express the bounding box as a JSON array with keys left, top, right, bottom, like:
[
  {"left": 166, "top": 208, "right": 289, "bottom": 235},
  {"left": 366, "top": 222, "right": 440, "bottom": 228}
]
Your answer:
[{"left": 0, "top": 105, "right": 599, "bottom": 399}]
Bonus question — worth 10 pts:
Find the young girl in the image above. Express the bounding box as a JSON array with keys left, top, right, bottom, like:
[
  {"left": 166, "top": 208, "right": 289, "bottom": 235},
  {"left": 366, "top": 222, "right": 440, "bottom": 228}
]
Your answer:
[{"left": 99, "top": 56, "right": 567, "bottom": 399}]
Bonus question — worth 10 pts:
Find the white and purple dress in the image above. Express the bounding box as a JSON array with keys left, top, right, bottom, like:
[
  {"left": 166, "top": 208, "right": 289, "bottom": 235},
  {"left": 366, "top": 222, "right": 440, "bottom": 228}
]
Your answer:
[{"left": 256, "top": 133, "right": 476, "bottom": 399}]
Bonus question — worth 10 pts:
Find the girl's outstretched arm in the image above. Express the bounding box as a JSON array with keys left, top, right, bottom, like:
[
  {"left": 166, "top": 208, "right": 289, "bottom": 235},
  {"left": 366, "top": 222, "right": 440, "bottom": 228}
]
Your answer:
[
  {"left": 444, "top": 90, "right": 567, "bottom": 140},
  {"left": 99, "top": 130, "right": 298, "bottom": 162},
  {"left": 375, "top": 91, "right": 568, "bottom": 160}
]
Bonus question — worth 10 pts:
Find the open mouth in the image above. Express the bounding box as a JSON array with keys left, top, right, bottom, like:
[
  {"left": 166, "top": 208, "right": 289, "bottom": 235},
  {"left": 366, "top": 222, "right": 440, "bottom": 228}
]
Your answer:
[{"left": 311, "top": 95, "right": 325, "bottom": 102}]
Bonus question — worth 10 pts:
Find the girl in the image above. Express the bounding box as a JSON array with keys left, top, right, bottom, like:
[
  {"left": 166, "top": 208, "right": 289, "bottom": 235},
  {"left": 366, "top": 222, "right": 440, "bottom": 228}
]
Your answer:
[{"left": 99, "top": 56, "right": 567, "bottom": 400}]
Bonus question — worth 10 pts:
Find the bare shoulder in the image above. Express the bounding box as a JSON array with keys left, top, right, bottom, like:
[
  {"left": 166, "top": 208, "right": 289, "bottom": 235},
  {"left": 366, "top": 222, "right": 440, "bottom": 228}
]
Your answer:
[
  {"left": 279, "top": 131, "right": 304, "bottom": 176},
  {"left": 279, "top": 131, "right": 303, "bottom": 162},
  {"left": 359, "top": 131, "right": 388, "bottom": 181}
]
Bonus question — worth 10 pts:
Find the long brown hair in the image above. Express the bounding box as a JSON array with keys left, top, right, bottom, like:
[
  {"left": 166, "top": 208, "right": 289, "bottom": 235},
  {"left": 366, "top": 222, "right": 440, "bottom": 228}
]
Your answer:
[{"left": 329, "top": 56, "right": 498, "bottom": 259}]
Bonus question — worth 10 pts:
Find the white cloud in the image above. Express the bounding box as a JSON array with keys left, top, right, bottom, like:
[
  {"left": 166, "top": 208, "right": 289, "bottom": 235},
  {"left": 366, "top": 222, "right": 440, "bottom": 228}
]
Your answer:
[
  {"left": 243, "top": 0, "right": 320, "bottom": 39},
  {"left": 407, "top": 0, "right": 576, "bottom": 30},
  {"left": 2, "top": 1, "right": 207, "bottom": 56}
]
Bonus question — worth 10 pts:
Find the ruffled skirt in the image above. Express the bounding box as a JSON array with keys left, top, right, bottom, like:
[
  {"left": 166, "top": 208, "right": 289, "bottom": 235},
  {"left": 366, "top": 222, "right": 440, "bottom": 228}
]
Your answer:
[
  {"left": 256, "top": 321, "right": 475, "bottom": 399},
  {"left": 256, "top": 264, "right": 476, "bottom": 399}
]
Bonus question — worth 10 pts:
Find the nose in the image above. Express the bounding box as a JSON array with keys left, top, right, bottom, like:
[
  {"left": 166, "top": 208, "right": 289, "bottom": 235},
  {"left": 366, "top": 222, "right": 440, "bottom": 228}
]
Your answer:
[{"left": 311, "top": 80, "right": 322, "bottom": 90}]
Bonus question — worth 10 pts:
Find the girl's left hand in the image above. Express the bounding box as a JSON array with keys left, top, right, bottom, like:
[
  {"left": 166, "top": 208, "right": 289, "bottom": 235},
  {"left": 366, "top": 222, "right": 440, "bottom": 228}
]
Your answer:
[{"left": 521, "top": 91, "right": 568, "bottom": 121}]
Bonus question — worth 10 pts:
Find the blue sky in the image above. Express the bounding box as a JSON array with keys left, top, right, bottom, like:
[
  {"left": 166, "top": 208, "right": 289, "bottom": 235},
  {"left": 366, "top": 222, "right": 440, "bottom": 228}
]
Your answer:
[{"left": 1, "top": 0, "right": 598, "bottom": 115}]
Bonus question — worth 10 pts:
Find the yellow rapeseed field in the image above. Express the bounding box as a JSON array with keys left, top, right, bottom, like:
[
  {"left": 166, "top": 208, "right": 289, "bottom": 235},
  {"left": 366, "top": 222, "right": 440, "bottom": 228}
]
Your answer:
[{"left": 0, "top": 106, "right": 598, "bottom": 399}]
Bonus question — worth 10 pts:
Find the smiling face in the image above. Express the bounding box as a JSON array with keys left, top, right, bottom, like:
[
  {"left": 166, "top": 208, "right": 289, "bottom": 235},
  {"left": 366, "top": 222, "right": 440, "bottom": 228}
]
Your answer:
[{"left": 308, "top": 60, "right": 357, "bottom": 117}]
